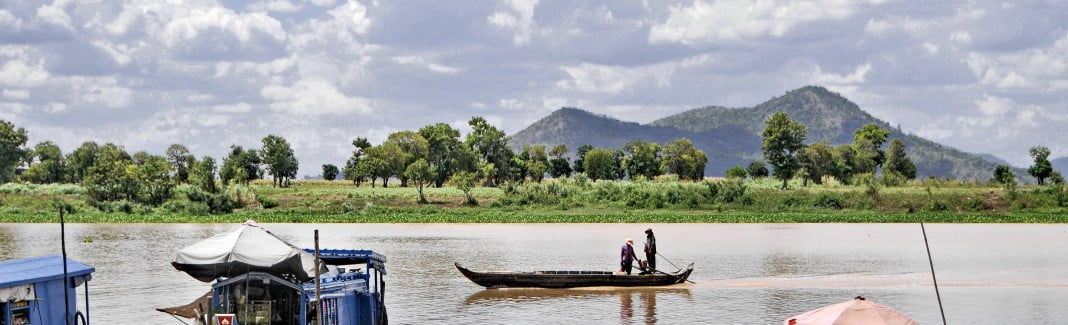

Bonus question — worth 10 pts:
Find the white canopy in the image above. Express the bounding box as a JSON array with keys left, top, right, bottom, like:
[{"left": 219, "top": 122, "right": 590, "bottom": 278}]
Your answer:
[{"left": 172, "top": 220, "right": 323, "bottom": 282}]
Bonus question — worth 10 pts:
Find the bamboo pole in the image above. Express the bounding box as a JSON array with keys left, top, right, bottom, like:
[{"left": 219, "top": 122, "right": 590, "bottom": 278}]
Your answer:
[
  {"left": 921, "top": 222, "right": 947, "bottom": 325},
  {"left": 314, "top": 229, "right": 322, "bottom": 325}
]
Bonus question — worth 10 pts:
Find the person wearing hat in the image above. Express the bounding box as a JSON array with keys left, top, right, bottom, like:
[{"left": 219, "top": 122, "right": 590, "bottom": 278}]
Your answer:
[
  {"left": 620, "top": 238, "right": 639, "bottom": 275},
  {"left": 643, "top": 228, "right": 657, "bottom": 272}
]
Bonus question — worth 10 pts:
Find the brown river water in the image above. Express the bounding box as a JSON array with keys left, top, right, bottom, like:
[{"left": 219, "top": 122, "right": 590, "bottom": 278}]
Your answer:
[{"left": 1, "top": 223, "right": 1067, "bottom": 324}]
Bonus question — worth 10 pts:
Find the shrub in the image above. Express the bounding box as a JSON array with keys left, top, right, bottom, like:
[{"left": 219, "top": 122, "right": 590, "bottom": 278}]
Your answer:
[
  {"left": 881, "top": 172, "right": 905, "bottom": 187},
  {"left": 725, "top": 166, "right": 747, "bottom": 179},
  {"left": 187, "top": 190, "right": 237, "bottom": 214},
  {"left": 813, "top": 193, "right": 844, "bottom": 209},
  {"left": 92, "top": 200, "right": 152, "bottom": 214},
  {"left": 160, "top": 200, "right": 211, "bottom": 215},
  {"left": 256, "top": 194, "right": 279, "bottom": 209}
]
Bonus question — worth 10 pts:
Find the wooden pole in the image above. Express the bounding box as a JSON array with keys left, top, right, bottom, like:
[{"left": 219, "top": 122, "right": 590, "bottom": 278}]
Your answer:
[
  {"left": 60, "top": 205, "right": 71, "bottom": 325},
  {"left": 921, "top": 222, "right": 947, "bottom": 325},
  {"left": 314, "top": 229, "right": 322, "bottom": 325}
]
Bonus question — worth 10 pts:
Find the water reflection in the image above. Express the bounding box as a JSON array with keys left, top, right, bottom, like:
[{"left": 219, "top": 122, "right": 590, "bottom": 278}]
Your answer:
[
  {"left": 0, "top": 227, "right": 15, "bottom": 260},
  {"left": 464, "top": 287, "right": 691, "bottom": 324}
]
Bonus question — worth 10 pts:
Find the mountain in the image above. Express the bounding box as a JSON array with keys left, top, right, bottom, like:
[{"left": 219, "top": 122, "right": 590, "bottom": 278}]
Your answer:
[
  {"left": 1054, "top": 157, "right": 1068, "bottom": 174},
  {"left": 510, "top": 86, "right": 1007, "bottom": 180}
]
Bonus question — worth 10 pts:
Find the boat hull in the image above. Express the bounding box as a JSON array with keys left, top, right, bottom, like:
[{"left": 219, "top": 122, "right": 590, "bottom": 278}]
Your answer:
[{"left": 455, "top": 262, "right": 693, "bottom": 289}]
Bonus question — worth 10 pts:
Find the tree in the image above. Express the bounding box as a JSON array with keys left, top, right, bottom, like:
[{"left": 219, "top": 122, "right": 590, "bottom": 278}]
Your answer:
[
  {"left": 419, "top": 123, "right": 465, "bottom": 187},
  {"left": 65, "top": 141, "right": 99, "bottom": 183},
  {"left": 762, "top": 112, "right": 807, "bottom": 190},
  {"left": 582, "top": 148, "right": 617, "bottom": 181},
  {"left": 1028, "top": 146, "right": 1053, "bottom": 185},
  {"left": 404, "top": 159, "right": 434, "bottom": 203},
  {"left": 134, "top": 154, "right": 175, "bottom": 205},
  {"left": 450, "top": 170, "right": 480, "bottom": 206},
  {"left": 884, "top": 139, "right": 917, "bottom": 180},
  {"left": 621, "top": 139, "right": 662, "bottom": 180},
  {"left": 521, "top": 144, "right": 549, "bottom": 182},
  {"left": 573, "top": 144, "right": 594, "bottom": 174},
  {"left": 386, "top": 131, "right": 429, "bottom": 186},
  {"left": 322, "top": 164, "right": 339, "bottom": 181},
  {"left": 725, "top": 166, "right": 747, "bottom": 179},
  {"left": 661, "top": 138, "right": 707, "bottom": 181},
  {"left": 1051, "top": 171, "right": 1064, "bottom": 185},
  {"left": 852, "top": 124, "right": 890, "bottom": 174},
  {"left": 190, "top": 156, "right": 218, "bottom": 193},
  {"left": 22, "top": 141, "right": 65, "bottom": 184},
  {"left": 746, "top": 161, "right": 769, "bottom": 178},
  {"left": 798, "top": 142, "right": 833, "bottom": 186},
  {"left": 0, "top": 120, "right": 29, "bottom": 182},
  {"left": 260, "top": 135, "right": 298, "bottom": 187},
  {"left": 830, "top": 144, "right": 857, "bottom": 184},
  {"left": 365, "top": 142, "right": 408, "bottom": 188},
  {"left": 343, "top": 138, "right": 372, "bottom": 187},
  {"left": 165, "top": 144, "right": 195, "bottom": 183},
  {"left": 466, "top": 117, "right": 512, "bottom": 186},
  {"left": 548, "top": 144, "right": 572, "bottom": 178},
  {"left": 993, "top": 165, "right": 1015, "bottom": 185},
  {"left": 83, "top": 143, "right": 138, "bottom": 202},
  {"left": 220, "top": 145, "right": 260, "bottom": 186}
]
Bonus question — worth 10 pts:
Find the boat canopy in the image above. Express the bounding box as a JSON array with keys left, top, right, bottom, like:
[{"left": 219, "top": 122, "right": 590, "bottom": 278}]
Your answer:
[{"left": 172, "top": 220, "right": 325, "bottom": 282}]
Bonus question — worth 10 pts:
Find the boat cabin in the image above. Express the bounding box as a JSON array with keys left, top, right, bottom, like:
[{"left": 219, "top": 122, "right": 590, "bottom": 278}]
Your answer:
[
  {"left": 208, "top": 249, "right": 387, "bottom": 325},
  {"left": 0, "top": 256, "right": 95, "bottom": 325}
]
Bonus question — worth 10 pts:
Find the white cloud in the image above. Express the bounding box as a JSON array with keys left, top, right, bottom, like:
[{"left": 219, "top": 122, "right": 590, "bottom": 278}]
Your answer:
[
  {"left": 2, "top": 89, "right": 29, "bottom": 100},
  {"left": 161, "top": 7, "right": 287, "bottom": 47},
  {"left": 392, "top": 55, "right": 461, "bottom": 75},
  {"left": 261, "top": 78, "right": 373, "bottom": 115},
  {"left": 249, "top": 1, "right": 302, "bottom": 13},
  {"left": 0, "top": 9, "right": 24, "bottom": 31},
  {"left": 75, "top": 82, "right": 133, "bottom": 108},
  {"left": 487, "top": 0, "right": 540, "bottom": 45},
  {"left": 105, "top": 5, "right": 141, "bottom": 36},
  {"left": 36, "top": 0, "right": 74, "bottom": 30},
  {"left": 812, "top": 63, "right": 872, "bottom": 84},
  {"left": 212, "top": 102, "right": 253, "bottom": 113},
  {"left": 309, "top": 0, "right": 338, "bottom": 7},
  {"left": 976, "top": 95, "right": 1012, "bottom": 116},
  {"left": 0, "top": 60, "right": 50, "bottom": 87},
  {"left": 556, "top": 54, "right": 713, "bottom": 94},
  {"left": 650, "top": 0, "right": 878, "bottom": 44},
  {"left": 965, "top": 32, "right": 1068, "bottom": 91}
]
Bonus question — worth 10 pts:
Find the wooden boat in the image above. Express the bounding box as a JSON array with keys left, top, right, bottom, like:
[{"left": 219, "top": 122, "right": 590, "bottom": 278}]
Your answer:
[{"left": 455, "top": 262, "right": 693, "bottom": 289}]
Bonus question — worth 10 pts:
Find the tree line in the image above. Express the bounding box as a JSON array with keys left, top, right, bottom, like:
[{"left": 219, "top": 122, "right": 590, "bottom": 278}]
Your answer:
[
  {"left": 2, "top": 111, "right": 1061, "bottom": 209},
  {"left": 329, "top": 117, "right": 709, "bottom": 204}
]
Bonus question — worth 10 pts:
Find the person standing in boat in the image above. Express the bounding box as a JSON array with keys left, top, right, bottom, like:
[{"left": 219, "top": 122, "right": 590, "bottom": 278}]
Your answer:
[
  {"left": 620, "top": 238, "right": 639, "bottom": 275},
  {"left": 643, "top": 228, "right": 657, "bottom": 272}
]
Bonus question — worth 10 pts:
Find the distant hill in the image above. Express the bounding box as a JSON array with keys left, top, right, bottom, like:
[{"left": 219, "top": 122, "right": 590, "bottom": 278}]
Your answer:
[
  {"left": 1054, "top": 157, "right": 1068, "bottom": 174},
  {"left": 510, "top": 86, "right": 1010, "bottom": 180}
]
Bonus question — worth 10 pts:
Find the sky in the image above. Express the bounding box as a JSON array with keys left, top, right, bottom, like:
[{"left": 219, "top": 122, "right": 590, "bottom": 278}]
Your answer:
[{"left": 0, "top": 0, "right": 1065, "bottom": 174}]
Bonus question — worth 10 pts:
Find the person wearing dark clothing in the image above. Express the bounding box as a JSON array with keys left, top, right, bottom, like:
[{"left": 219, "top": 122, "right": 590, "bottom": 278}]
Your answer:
[
  {"left": 643, "top": 228, "right": 657, "bottom": 272},
  {"left": 620, "top": 238, "right": 638, "bottom": 275}
]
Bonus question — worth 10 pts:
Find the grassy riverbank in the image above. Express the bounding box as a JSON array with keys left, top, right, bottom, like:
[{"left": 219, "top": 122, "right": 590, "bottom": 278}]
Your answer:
[{"left": 1, "top": 178, "right": 1065, "bottom": 223}]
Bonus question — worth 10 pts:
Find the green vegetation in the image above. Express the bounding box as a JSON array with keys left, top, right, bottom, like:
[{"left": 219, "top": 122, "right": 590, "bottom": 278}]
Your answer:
[{"left": 3, "top": 178, "right": 1067, "bottom": 223}]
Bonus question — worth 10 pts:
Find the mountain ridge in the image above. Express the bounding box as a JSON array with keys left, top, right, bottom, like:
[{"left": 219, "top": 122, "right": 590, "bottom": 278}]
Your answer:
[{"left": 510, "top": 86, "right": 1010, "bottom": 180}]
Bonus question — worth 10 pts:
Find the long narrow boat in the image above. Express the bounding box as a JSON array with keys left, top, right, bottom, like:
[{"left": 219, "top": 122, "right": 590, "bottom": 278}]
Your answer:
[{"left": 455, "top": 262, "right": 693, "bottom": 289}]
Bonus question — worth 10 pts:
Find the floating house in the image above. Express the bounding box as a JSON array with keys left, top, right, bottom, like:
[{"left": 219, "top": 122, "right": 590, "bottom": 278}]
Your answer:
[
  {"left": 162, "top": 221, "right": 387, "bottom": 325},
  {"left": 0, "top": 256, "right": 95, "bottom": 325}
]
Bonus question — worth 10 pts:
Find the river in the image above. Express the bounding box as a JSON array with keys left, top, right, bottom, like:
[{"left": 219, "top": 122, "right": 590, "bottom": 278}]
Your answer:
[{"left": 1, "top": 223, "right": 1066, "bottom": 324}]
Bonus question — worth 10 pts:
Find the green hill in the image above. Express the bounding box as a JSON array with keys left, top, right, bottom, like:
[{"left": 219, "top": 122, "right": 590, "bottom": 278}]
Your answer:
[{"left": 510, "top": 86, "right": 1008, "bottom": 180}]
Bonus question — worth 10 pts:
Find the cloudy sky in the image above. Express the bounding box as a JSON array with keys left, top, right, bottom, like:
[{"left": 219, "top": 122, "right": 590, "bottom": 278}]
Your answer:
[{"left": 0, "top": 0, "right": 1065, "bottom": 173}]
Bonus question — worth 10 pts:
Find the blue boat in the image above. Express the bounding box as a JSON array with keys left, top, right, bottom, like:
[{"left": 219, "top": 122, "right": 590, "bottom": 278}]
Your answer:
[
  {"left": 0, "top": 256, "right": 95, "bottom": 325},
  {"left": 162, "top": 221, "right": 387, "bottom": 325}
]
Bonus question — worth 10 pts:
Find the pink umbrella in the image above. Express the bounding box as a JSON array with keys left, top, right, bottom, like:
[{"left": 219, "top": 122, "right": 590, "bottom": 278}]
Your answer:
[{"left": 785, "top": 297, "right": 919, "bottom": 325}]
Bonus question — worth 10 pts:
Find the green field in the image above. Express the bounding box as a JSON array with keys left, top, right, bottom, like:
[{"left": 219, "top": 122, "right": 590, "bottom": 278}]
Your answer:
[{"left": 1, "top": 178, "right": 1066, "bottom": 223}]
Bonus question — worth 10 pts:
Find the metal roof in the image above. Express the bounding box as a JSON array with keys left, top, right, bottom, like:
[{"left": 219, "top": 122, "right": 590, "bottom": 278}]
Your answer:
[
  {"left": 304, "top": 249, "right": 387, "bottom": 274},
  {"left": 0, "top": 255, "right": 95, "bottom": 287}
]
